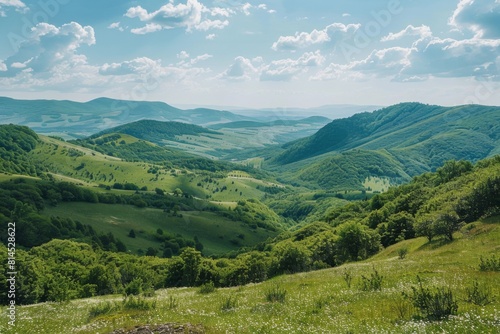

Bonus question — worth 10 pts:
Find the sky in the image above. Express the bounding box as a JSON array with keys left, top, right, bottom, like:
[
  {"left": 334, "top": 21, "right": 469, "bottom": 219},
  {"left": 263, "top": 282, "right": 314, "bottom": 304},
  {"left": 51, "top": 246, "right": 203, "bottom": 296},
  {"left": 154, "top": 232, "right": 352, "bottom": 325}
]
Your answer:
[{"left": 0, "top": 0, "right": 499, "bottom": 109}]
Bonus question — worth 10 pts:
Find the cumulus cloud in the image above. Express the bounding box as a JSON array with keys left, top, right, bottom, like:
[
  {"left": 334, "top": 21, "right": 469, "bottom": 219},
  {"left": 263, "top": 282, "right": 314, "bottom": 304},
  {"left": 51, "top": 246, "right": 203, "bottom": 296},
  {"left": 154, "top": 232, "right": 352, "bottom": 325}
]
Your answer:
[
  {"left": 261, "top": 51, "right": 325, "bottom": 81},
  {"left": 206, "top": 33, "right": 216, "bottom": 40},
  {"left": 218, "top": 56, "right": 259, "bottom": 81},
  {"left": 0, "top": 0, "right": 27, "bottom": 15},
  {"left": 99, "top": 57, "right": 163, "bottom": 76},
  {"left": 449, "top": 0, "right": 500, "bottom": 38},
  {"left": 125, "top": 0, "right": 231, "bottom": 34},
  {"left": 0, "top": 22, "right": 95, "bottom": 78},
  {"left": 315, "top": 32, "right": 500, "bottom": 82},
  {"left": 399, "top": 37, "right": 500, "bottom": 80},
  {"left": 381, "top": 25, "right": 432, "bottom": 42},
  {"left": 272, "top": 23, "right": 361, "bottom": 51}
]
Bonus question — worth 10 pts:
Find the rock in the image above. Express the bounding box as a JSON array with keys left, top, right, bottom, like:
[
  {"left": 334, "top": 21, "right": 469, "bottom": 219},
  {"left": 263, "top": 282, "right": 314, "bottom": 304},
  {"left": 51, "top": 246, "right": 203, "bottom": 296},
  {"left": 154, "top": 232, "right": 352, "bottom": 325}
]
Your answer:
[{"left": 110, "top": 323, "right": 204, "bottom": 334}]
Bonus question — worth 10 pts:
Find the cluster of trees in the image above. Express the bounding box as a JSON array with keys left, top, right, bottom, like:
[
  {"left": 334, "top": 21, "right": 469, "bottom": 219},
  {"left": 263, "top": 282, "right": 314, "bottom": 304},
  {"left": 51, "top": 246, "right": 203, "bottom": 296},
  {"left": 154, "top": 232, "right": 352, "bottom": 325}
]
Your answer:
[
  {"left": 0, "top": 125, "right": 40, "bottom": 176},
  {"left": 0, "top": 220, "right": 374, "bottom": 305},
  {"left": 326, "top": 157, "right": 500, "bottom": 248},
  {"left": 298, "top": 149, "right": 407, "bottom": 191}
]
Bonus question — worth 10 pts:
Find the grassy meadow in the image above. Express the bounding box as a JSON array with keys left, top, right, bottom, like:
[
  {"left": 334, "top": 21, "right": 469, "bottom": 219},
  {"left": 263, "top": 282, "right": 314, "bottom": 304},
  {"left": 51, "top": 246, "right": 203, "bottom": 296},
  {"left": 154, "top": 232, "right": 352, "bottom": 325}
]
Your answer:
[
  {"left": 4, "top": 217, "right": 499, "bottom": 334},
  {"left": 43, "top": 202, "right": 277, "bottom": 256}
]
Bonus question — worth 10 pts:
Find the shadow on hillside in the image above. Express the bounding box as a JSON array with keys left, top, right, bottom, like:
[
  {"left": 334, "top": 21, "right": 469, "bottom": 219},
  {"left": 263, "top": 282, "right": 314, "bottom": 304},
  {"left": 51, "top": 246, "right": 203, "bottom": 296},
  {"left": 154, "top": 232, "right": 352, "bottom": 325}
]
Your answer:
[{"left": 414, "top": 238, "right": 452, "bottom": 252}]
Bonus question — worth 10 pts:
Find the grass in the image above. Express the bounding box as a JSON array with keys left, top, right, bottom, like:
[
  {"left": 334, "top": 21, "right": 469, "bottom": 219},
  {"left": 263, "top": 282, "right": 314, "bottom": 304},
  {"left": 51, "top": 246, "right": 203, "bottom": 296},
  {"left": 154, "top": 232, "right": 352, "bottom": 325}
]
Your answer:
[
  {"left": 4, "top": 217, "right": 499, "bottom": 334},
  {"left": 43, "top": 202, "right": 277, "bottom": 256}
]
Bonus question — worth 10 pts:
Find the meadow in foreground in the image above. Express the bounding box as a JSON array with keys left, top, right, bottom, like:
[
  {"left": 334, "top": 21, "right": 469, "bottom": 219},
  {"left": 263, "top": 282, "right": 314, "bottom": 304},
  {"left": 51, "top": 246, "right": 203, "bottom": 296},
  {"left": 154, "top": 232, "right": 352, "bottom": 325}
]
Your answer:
[{"left": 4, "top": 218, "right": 499, "bottom": 334}]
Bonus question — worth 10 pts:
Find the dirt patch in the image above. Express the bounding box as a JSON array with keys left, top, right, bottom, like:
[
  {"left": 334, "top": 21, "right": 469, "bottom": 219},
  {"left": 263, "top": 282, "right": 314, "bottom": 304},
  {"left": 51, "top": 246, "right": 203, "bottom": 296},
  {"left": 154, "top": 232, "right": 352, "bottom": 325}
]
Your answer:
[{"left": 110, "top": 323, "right": 204, "bottom": 334}]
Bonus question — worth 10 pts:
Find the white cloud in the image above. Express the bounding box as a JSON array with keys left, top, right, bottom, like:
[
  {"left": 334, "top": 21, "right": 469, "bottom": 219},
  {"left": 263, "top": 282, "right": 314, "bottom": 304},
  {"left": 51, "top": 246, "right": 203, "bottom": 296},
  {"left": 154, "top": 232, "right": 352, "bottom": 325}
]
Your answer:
[
  {"left": 381, "top": 25, "right": 432, "bottom": 42},
  {"left": 272, "top": 23, "right": 361, "bottom": 51},
  {"left": 0, "top": 22, "right": 95, "bottom": 78},
  {"left": 131, "top": 23, "right": 163, "bottom": 35},
  {"left": 206, "top": 33, "right": 216, "bottom": 40},
  {"left": 195, "top": 19, "right": 229, "bottom": 31},
  {"left": 342, "top": 13, "right": 351, "bottom": 17},
  {"left": 0, "top": 0, "right": 26, "bottom": 13},
  {"left": 261, "top": 51, "right": 325, "bottom": 81},
  {"left": 125, "top": 0, "right": 231, "bottom": 34},
  {"left": 449, "top": 0, "right": 500, "bottom": 38},
  {"left": 108, "top": 22, "right": 124, "bottom": 32},
  {"left": 242, "top": 3, "right": 252, "bottom": 16},
  {"left": 218, "top": 56, "right": 258, "bottom": 81},
  {"left": 99, "top": 57, "right": 163, "bottom": 76},
  {"left": 177, "top": 51, "right": 190, "bottom": 60},
  {"left": 315, "top": 32, "right": 500, "bottom": 82},
  {"left": 0, "top": 62, "right": 6, "bottom": 71},
  {"left": 210, "top": 7, "right": 233, "bottom": 17},
  {"left": 399, "top": 37, "right": 500, "bottom": 80}
]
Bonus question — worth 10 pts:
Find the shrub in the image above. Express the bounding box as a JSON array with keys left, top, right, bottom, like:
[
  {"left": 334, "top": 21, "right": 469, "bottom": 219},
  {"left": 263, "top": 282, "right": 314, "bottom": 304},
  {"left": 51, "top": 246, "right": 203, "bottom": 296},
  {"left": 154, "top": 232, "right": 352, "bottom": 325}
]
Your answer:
[
  {"left": 479, "top": 255, "right": 500, "bottom": 271},
  {"left": 168, "top": 296, "right": 178, "bottom": 310},
  {"left": 198, "top": 281, "right": 216, "bottom": 294},
  {"left": 265, "top": 284, "right": 287, "bottom": 303},
  {"left": 342, "top": 268, "right": 353, "bottom": 288},
  {"left": 360, "top": 266, "right": 383, "bottom": 291},
  {"left": 122, "top": 296, "right": 157, "bottom": 310},
  {"left": 465, "top": 280, "right": 494, "bottom": 306},
  {"left": 404, "top": 276, "right": 458, "bottom": 321},
  {"left": 220, "top": 295, "right": 238, "bottom": 311},
  {"left": 398, "top": 247, "right": 408, "bottom": 260},
  {"left": 88, "top": 301, "right": 119, "bottom": 319}
]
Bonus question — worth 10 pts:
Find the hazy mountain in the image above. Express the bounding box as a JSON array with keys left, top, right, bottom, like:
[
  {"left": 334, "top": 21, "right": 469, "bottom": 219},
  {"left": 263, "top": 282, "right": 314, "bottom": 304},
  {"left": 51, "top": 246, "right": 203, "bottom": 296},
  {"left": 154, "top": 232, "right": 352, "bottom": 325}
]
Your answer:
[{"left": 0, "top": 97, "right": 252, "bottom": 138}]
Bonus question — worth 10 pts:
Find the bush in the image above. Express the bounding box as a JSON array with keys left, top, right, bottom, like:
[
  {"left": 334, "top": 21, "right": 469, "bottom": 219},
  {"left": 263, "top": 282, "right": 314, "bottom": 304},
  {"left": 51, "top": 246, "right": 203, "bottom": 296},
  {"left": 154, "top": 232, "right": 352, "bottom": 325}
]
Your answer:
[
  {"left": 168, "top": 295, "right": 178, "bottom": 309},
  {"left": 220, "top": 295, "right": 238, "bottom": 311},
  {"left": 360, "top": 266, "right": 383, "bottom": 291},
  {"left": 198, "top": 281, "right": 216, "bottom": 294},
  {"left": 342, "top": 268, "right": 353, "bottom": 288},
  {"left": 398, "top": 247, "right": 408, "bottom": 260},
  {"left": 404, "top": 276, "right": 458, "bottom": 321},
  {"left": 88, "top": 301, "right": 119, "bottom": 319},
  {"left": 265, "top": 284, "right": 287, "bottom": 303},
  {"left": 122, "top": 296, "right": 157, "bottom": 310},
  {"left": 479, "top": 255, "right": 500, "bottom": 271},
  {"left": 465, "top": 280, "right": 494, "bottom": 306}
]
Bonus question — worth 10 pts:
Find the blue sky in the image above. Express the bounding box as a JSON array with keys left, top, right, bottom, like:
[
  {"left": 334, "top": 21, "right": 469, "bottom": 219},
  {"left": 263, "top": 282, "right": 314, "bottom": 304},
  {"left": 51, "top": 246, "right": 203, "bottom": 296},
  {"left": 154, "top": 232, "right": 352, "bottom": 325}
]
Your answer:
[{"left": 0, "top": 0, "right": 498, "bottom": 108}]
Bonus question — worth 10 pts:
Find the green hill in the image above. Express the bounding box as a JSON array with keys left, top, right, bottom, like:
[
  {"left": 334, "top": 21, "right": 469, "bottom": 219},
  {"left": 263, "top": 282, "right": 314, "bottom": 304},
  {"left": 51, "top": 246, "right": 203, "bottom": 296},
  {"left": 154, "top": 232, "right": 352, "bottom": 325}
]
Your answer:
[
  {"left": 276, "top": 103, "right": 500, "bottom": 165},
  {"left": 92, "top": 120, "right": 220, "bottom": 143},
  {"left": 269, "top": 103, "right": 500, "bottom": 190}
]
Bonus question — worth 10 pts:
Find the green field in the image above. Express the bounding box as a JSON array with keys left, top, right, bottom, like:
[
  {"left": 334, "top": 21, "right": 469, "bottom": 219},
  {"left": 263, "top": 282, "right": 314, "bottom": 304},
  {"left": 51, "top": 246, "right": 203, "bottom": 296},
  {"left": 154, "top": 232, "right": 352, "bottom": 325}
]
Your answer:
[
  {"left": 44, "top": 202, "right": 277, "bottom": 256},
  {"left": 6, "top": 217, "right": 499, "bottom": 334}
]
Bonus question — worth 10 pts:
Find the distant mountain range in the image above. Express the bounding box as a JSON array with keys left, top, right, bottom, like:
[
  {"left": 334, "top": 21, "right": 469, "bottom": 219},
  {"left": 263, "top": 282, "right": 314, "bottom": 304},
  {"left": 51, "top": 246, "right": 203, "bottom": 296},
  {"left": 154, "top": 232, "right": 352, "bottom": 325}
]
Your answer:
[
  {"left": 0, "top": 97, "right": 379, "bottom": 139},
  {"left": 0, "top": 97, "right": 251, "bottom": 138}
]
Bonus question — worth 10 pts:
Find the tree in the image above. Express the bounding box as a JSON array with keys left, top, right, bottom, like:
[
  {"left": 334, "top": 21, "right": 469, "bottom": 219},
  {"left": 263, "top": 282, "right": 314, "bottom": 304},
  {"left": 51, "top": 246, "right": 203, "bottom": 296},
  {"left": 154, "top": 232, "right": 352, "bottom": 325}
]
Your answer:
[
  {"left": 173, "top": 188, "right": 183, "bottom": 197},
  {"left": 273, "top": 241, "right": 311, "bottom": 274},
  {"left": 180, "top": 247, "right": 201, "bottom": 286},
  {"left": 155, "top": 188, "right": 165, "bottom": 195},
  {"left": 434, "top": 212, "right": 462, "bottom": 241},
  {"left": 415, "top": 216, "right": 435, "bottom": 242},
  {"left": 380, "top": 211, "right": 415, "bottom": 247},
  {"left": 128, "top": 229, "right": 136, "bottom": 238},
  {"left": 337, "top": 222, "right": 381, "bottom": 262}
]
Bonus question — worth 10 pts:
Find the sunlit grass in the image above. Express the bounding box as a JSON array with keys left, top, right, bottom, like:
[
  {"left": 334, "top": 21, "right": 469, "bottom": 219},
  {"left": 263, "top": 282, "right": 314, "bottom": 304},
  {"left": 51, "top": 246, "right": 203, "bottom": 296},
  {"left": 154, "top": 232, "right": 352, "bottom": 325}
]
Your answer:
[{"left": 3, "top": 218, "right": 499, "bottom": 334}]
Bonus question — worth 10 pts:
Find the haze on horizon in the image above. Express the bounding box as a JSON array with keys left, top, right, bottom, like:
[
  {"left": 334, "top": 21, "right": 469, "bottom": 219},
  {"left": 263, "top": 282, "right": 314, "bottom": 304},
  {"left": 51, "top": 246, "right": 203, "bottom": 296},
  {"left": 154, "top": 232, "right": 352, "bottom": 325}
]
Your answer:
[{"left": 0, "top": 0, "right": 499, "bottom": 109}]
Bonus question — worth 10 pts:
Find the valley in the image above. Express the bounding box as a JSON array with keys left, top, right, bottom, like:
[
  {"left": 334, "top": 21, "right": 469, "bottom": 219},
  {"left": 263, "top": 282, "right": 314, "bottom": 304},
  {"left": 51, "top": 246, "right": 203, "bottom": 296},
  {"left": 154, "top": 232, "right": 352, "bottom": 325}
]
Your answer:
[{"left": 0, "top": 98, "right": 499, "bottom": 334}]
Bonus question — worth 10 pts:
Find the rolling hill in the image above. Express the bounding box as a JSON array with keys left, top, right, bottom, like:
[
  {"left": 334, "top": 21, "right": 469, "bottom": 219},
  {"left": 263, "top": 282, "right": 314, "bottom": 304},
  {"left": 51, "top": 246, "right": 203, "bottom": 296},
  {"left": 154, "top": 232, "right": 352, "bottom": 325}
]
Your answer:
[{"left": 268, "top": 103, "right": 500, "bottom": 191}]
